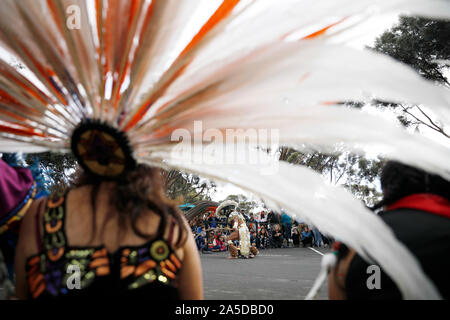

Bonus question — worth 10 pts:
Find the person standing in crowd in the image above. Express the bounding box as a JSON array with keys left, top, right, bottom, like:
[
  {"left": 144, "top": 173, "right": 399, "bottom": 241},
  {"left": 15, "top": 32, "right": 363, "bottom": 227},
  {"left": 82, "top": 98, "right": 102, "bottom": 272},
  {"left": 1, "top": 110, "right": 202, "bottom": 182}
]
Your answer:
[
  {"left": 240, "top": 209, "right": 250, "bottom": 222},
  {"left": 281, "top": 212, "right": 292, "bottom": 246},
  {"left": 259, "top": 211, "right": 267, "bottom": 233},
  {"left": 259, "top": 211, "right": 267, "bottom": 223},
  {"left": 292, "top": 227, "right": 300, "bottom": 247},
  {"left": 311, "top": 226, "right": 323, "bottom": 247},
  {"left": 208, "top": 214, "right": 217, "bottom": 229},
  {"left": 195, "top": 219, "right": 202, "bottom": 234},
  {"left": 248, "top": 214, "right": 257, "bottom": 234},
  {"left": 202, "top": 214, "right": 209, "bottom": 229},
  {"left": 328, "top": 161, "right": 450, "bottom": 299},
  {"left": 266, "top": 210, "right": 274, "bottom": 225}
]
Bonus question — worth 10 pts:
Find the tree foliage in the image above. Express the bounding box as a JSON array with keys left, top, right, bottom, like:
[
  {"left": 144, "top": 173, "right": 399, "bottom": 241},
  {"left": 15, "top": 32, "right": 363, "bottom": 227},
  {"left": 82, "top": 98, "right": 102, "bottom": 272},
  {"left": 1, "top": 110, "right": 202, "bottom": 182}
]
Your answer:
[
  {"left": 371, "top": 16, "right": 450, "bottom": 138},
  {"left": 163, "top": 170, "right": 217, "bottom": 204},
  {"left": 373, "top": 16, "right": 450, "bottom": 85},
  {"left": 223, "top": 194, "right": 259, "bottom": 214},
  {"left": 23, "top": 152, "right": 79, "bottom": 195},
  {"left": 279, "top": 147, "right": 383, "bottom": 206}
]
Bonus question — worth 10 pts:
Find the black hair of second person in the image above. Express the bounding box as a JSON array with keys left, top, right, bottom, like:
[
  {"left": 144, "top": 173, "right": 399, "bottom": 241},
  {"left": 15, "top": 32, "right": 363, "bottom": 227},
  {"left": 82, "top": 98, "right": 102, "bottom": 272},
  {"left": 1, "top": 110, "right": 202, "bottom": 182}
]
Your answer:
[
  {"left": 371, "top": 161, "right": 450, "bottom": 211},
  {"left": 76, "top": 164, "right": 187, "bottom": 248}
]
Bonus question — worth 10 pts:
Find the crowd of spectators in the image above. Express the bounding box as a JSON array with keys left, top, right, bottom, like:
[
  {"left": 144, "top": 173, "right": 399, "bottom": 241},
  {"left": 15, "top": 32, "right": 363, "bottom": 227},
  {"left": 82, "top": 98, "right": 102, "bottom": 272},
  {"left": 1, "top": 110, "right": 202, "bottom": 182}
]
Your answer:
[{"left": 189, "top": 209, "right": 331, "bottom": 253}]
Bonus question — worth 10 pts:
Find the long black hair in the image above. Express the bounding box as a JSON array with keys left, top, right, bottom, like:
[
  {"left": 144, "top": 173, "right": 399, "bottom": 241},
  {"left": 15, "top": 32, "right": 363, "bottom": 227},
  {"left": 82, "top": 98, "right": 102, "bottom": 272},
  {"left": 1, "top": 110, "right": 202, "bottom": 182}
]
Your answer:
[
  {"left": 371, "top": 161, "right": 450, "bottom": 211},
  {"left": 76, "top": 165, "right": 187, "bottom": 248}
]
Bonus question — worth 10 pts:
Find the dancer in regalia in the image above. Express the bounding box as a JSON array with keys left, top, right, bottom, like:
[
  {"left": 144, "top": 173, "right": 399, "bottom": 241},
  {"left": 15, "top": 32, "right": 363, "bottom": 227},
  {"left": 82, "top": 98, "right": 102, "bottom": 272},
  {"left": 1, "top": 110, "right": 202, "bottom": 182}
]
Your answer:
[{"left": 215, "top": 201, "right": 258, "bottom": 259}]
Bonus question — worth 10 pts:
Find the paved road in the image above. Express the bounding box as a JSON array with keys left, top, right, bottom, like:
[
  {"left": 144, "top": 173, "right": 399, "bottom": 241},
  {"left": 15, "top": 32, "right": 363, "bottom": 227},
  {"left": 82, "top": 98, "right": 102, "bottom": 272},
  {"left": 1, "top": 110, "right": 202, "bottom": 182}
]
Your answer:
[
  {"left": 0, "top": 247, "right": 329, "bottom": 300},
  {"left": 201, "top": 247, "right": 330, "bottom": 300}
]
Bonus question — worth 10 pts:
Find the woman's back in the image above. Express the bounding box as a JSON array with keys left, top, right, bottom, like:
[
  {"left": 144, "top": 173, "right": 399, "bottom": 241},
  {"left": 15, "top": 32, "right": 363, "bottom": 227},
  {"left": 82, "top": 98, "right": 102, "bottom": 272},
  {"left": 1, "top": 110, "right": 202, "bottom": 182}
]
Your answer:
[{"left": 14, "top": 182, "right": 202, "bottom": 300}]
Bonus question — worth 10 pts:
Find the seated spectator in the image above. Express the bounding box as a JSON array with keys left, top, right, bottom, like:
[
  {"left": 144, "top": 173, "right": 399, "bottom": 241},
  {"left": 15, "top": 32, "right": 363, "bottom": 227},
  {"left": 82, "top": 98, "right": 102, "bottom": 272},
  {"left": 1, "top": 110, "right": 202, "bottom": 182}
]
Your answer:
[
  {"left": 196, "top": 233, "right": 208, "bottom": 252},
  {"left": 272, "top": 224, "right": 283, "bottom": 248},
  {"left": 206, "top": 231, "right": 218, "bottom": 252},
  {"left": 259, "top": 227, "right": 270, "bottom": 249},
  {"left": 301, "top": 227, "right": 313, "bottom": 247},
  {"left": 214, "top": 227, "right": 222, "bottom": 238},
  {"left": 196, "top": 223, "right": 202, "bottom": 235},
  {"left": 217, "top": 236, "right": 226, "bottom": 252},
  {"left": 292, "top": 228, "right": 300, "bottom": 247},
  {"left": 322, "top": 234, "right": 332, "bottom": 248},
  {"left": 250, "top": 231, "right": 258, "bottom": 249},
  {"left": 200, "top": 226, "right": 206, "bottom": 238},
  {"left": 195, "top": 226, "right": 208, "bottom": 251}
]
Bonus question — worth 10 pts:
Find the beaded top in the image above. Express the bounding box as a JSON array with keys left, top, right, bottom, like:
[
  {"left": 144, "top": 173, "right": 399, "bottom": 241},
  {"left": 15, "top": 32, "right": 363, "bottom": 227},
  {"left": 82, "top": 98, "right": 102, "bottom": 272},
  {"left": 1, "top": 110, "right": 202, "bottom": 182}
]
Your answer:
[{"left": 26, "top": 195, "right": 182, "bottom": 299}]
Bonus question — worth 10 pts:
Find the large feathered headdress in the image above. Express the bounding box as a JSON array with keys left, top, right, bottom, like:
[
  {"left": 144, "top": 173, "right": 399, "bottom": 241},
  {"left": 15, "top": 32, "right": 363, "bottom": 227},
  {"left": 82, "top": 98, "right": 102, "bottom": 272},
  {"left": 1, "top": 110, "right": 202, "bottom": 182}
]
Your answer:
[
  {"left": 1, "top": 0, "right": 449, "bottom": 299},
  {"left": 215, "top": 200, "right": 239, "bottom": 219}
]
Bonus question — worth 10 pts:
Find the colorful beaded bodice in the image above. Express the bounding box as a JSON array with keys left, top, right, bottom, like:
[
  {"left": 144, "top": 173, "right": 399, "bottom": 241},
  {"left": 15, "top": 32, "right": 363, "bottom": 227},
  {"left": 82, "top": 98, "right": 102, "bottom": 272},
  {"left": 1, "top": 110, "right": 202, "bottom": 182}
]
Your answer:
[{"left": 26, "top": 195, "right": 182, "bottom": 299}]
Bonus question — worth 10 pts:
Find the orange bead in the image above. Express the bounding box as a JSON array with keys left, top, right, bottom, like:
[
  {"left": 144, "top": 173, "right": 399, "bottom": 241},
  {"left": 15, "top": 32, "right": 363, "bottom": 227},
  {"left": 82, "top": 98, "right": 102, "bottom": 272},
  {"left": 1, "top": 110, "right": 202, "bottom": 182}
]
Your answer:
[
  {"left": 89, "top": 257, "right": 109, "bottom": 269},
  {"left": 135, "top": 260, "right": 156, "bottom": 277},
  {"left": 170, "top": 254, "right": 181, "bottom": 269},
  {"left": 121, "top": 266, "right": 135, "bottom": 279}
]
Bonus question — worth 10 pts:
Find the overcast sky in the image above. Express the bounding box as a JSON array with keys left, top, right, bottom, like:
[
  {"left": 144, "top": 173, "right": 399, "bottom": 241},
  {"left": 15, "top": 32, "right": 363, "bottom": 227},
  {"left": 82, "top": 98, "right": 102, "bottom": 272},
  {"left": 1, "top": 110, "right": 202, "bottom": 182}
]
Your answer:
[{"left": 211, "top": 13, "right": 402, "bottom": 203}]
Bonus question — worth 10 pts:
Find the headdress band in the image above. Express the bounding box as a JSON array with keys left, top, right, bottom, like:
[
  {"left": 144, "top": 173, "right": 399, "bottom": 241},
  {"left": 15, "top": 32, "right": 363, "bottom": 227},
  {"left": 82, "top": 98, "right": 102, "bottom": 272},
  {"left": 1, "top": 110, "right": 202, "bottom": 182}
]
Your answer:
[{"left": 71, "top": 120, "right": 136, "bottom": 180}]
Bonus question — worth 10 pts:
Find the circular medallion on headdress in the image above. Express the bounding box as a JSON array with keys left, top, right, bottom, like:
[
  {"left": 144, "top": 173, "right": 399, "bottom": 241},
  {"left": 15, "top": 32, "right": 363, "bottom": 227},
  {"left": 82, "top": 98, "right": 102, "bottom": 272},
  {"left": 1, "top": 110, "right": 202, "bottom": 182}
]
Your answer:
[{"left": 71, "top": 120, "right": 136, "bottom": 179}]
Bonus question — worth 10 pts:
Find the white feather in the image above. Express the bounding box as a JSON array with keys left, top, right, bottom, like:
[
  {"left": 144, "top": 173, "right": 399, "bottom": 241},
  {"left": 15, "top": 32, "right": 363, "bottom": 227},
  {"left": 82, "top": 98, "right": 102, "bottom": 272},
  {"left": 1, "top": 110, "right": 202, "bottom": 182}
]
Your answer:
[{"left": 143, "top": 146, "right": 442, "bottom": 299}]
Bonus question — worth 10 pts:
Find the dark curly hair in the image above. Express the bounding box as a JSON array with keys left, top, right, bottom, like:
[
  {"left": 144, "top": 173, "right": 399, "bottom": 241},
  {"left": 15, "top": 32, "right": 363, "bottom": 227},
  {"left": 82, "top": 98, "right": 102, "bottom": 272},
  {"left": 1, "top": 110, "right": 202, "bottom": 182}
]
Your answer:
[
  {"left": 372, "top": 161, "right": 450, "bottom": 210},
  {"left": 76, "top": 165, "right": 187, "bottom": 248}
]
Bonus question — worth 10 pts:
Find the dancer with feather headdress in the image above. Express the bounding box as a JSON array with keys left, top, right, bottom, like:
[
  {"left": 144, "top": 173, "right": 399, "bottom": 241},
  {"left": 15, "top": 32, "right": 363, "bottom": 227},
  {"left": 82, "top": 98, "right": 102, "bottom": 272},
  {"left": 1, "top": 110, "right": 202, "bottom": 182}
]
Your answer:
[
  {"left": 215, "top": 200, "right": 258, "bottom": 259},
  {"left": 0, "top": 0, "right": 449, "bottom": 299}
]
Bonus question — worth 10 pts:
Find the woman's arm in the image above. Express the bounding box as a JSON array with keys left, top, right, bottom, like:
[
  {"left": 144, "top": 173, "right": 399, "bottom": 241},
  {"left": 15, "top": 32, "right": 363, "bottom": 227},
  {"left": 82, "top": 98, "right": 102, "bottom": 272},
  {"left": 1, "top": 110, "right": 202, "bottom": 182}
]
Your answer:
[
  {"left": 177, "top": 231, "right": 204, "bottom": 300},
  {"left": 328, "top": 249, "right": 356, "bottom": 300},
  {"left": 14, "top": 198, "right": 45, "bottom": 299}
]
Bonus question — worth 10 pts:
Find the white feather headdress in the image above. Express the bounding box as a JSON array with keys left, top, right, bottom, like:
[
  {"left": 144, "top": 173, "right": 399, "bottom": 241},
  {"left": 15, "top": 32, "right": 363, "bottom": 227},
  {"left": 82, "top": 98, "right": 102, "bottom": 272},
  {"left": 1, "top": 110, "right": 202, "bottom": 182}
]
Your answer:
[
  {"left": 0, "top": 0, "right": 449, "bottom": 299},
  {"left": 215, "top": 200, "right": 239, "bottom": 219}
]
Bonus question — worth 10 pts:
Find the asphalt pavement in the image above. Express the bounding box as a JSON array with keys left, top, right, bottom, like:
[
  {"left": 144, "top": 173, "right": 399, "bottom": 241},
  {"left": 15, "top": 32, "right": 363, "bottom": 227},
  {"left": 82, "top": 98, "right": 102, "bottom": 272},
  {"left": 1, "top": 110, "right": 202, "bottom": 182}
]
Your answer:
[
  {"left": 201, "top": 246, "right": 330, "bottom": 300},
  {"left": 0, "top": 247, "right": 329, "bottom": 300}
]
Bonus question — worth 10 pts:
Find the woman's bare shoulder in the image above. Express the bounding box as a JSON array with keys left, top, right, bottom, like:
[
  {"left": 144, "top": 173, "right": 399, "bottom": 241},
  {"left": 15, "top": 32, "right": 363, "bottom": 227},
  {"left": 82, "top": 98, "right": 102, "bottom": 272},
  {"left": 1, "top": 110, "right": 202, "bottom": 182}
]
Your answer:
[{"left": 19, "top": 197, "right": 48, "bottom": 258}]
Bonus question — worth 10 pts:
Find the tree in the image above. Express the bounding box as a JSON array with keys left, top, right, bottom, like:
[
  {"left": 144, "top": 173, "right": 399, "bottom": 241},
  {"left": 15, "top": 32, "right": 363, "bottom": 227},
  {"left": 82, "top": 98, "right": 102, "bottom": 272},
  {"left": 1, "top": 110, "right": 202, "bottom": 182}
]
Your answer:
[
  {"left": 24, "top": 152, "right": 79, "bottom": 195},
  {"left": 371, "top": 16, "right": 450, "bottom": 138},
  {"left": 223, "top": 194, "right": 258, "bottom": 214},
  {"left": 1, "top": 152, "right": 78, "bottom": 196},
  {"left": 373, "top": 17, "right": 450, "bottom": 85},
  {"left": 279, "top": 147, "right": 383, "bottom": 206},
  {"left": 163, "top": 170, "right": 217, "bottom": 204}
]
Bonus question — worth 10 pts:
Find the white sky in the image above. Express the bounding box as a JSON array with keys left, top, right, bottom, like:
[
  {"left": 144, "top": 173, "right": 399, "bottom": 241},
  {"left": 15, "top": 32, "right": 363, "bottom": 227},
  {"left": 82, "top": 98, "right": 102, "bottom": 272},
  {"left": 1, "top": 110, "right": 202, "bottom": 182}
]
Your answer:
[{"left": 211, "top": 13, "right": 403, "bottom": 203}]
